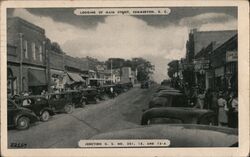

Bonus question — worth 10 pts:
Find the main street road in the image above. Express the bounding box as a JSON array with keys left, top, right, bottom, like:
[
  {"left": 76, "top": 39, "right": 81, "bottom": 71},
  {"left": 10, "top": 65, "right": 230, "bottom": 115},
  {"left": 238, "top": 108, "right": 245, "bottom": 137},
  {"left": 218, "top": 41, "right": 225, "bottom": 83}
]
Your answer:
[{"left": 8, "top": 85, "right": 156, "bottom": 148}]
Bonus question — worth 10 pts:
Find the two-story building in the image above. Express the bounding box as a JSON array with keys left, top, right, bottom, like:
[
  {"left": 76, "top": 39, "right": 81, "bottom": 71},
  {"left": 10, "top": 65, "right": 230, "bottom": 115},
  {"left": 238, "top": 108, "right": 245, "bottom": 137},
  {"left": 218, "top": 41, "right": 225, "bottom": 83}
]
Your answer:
[
  {"left": 7, "top": 17, "right": 48, "bottom": 95},
  {"left": 184, "top": 29, "right": 237, "bottom": 91}
]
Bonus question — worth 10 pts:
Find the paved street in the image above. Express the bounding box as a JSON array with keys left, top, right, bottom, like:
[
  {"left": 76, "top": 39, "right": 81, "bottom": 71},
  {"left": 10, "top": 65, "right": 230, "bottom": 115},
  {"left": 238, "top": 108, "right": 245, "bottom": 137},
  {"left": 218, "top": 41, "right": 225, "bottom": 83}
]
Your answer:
[{"left": 8, "top": 85, "right": 156, "bottom": 148}]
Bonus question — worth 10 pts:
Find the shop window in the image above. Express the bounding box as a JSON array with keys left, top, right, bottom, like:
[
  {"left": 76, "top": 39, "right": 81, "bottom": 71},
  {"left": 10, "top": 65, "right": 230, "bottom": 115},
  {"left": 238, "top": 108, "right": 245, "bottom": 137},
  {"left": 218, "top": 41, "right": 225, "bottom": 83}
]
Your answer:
[
  {"left": 13, "top": 79, "right": 17, "bottom": 95},
  {"left": 32, "top": 42, "right": 36, "bottom": 60},
  {"left": 22, "top": 77, "right": 26, "bottom": 92}
]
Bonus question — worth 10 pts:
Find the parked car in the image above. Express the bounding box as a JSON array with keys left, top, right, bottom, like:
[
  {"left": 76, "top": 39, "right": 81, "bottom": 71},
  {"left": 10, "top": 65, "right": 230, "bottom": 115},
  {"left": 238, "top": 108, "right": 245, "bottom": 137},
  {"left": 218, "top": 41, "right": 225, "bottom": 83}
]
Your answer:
[
  {"left": 47, "top": 92, "right": 75, "bottom": 113},
  {"left": 141, "top": 81, "right": 150, "bottom": 89},
  {"left": 14, "top": 96, "right": 54, "bottom": 122},
  {"left": 80, "top": 88, "right": 98, "bottom": 104},
  {"left": 102, "top": 84, "right": 122, "bottom": 98},
  {"left": 154, "top": 89, "right": 181, "bottom": 94},
  {"left": 141, "top": 107, "right": 216, "bottom": 125},
  {"left": 91, "top": 124, "right": 238, "bottom": 147},
  {"left": 149, "top": 91, "right": 189, "bottom": 108},
  {"left": 155, "top": 85, "right": 176, "bottom": 92},
  {"left": 114, "top": 83, "right": 125, "bottom": 94},
  {"left": 8, "top": 99, "right": 39, "bottom": 130},
  {"left": 64, "top": 90, "right": 87, "bottom": 108}
]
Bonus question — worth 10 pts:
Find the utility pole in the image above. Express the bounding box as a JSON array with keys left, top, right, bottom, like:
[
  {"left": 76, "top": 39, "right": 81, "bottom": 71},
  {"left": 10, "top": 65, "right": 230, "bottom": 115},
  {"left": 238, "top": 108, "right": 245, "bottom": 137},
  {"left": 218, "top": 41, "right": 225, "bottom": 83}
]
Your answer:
[
  {"left": 19, "top": 33, "right": 23, "bottom": 94},
  {"left": 110, "top": 59, "right": 112, "bottom": 85},
  {"left": 44, "top": 40, "right": 51, "bottom": 92}
]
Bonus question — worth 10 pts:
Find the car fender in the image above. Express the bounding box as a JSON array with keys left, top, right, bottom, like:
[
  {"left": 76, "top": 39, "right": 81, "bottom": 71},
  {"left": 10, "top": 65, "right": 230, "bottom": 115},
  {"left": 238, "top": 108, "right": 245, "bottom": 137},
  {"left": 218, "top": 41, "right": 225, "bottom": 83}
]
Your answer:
[
  {"left": 197, "top": 112, "right": 217, "bottom": 124},
  {"left": 14, "top": 112, "right": 38, "bottom": 126},
  {"left": 39, "top": 107, "right": 55, "bottom": 116}
]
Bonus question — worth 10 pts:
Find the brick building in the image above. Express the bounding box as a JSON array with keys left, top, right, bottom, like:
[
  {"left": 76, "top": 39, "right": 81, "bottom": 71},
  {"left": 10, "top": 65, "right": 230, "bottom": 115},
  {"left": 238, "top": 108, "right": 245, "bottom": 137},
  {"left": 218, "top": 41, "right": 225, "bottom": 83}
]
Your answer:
[
  {"left": 7, "top": 17, "right": 47, "bottom": 95},
  {"left": 184, "top": 29, "right": 237, "bottom": 92}
]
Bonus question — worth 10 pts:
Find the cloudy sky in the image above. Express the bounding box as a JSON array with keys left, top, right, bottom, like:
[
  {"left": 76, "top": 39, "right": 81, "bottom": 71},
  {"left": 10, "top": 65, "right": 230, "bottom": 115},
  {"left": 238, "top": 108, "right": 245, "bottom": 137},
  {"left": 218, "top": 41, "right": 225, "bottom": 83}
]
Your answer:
[{"left": 8, "top": 7, "right": 237, "bottom": 83}]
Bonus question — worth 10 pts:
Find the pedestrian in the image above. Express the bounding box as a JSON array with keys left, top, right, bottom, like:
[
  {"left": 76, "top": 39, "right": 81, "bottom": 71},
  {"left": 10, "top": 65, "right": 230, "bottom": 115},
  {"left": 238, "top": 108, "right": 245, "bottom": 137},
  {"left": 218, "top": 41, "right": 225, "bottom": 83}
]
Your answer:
[
  {"left": 110, "top": 86, "right": 114, "bottom": 98},
  {"left": 217, "top": 92, "right": 228, "bottom": 126},
  {"left": 210, "top": 90, "right": 219, "bottom": 125},
  {"left": 41, "top": 90, "right": 46, "bottom": 95},
  {"left": 231, "top": 93, "right": 238, "bottom": 128},
  {"left": 189, "top": 87, "right": 197, "bottom": 107},
  {"left": 194, "top": 89, "right": 205, "bottom": 109},
  {"left": 204, "top": 88, "right": 212, "bottom": 109}
]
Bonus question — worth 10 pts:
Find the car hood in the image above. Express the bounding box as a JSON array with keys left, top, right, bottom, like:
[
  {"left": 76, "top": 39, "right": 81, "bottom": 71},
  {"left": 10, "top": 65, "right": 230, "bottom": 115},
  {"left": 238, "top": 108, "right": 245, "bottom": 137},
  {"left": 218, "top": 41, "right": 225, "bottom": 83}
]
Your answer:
[
  {"left": 18, "top": 106, "right": 36, "bottom": 114},
  {"left": 91, "top": 124, "right": 238, "bottom": 147}
]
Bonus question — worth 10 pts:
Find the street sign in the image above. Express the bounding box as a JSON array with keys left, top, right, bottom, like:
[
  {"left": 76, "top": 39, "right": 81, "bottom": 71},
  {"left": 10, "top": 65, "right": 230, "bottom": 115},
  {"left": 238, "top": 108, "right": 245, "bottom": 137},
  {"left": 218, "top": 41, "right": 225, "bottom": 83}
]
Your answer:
[{"left": 226, "top": 50, "right": 237, "bottom": 62}]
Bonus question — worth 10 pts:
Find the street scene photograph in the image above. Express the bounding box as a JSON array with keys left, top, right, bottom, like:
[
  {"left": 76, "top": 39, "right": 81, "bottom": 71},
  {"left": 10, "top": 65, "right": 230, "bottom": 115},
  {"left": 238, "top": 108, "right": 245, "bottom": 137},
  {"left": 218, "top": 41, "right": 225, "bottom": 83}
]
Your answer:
[{"left": 6, "top": 6, "right": 239, "bottom": 149}]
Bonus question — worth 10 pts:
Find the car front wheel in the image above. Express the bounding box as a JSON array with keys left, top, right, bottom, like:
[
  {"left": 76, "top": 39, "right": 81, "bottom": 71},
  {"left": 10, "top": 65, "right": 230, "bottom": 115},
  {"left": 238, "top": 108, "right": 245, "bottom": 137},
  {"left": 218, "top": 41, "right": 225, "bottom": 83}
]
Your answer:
[
  {"left": 40, "top": 110, "right": 50, "bottom": 122},
  {"left": 64, "top": 104, "right": 74, "bottom": 113},
  {"left": 16, "top": 116, "right": 30, "bottom": 130}
]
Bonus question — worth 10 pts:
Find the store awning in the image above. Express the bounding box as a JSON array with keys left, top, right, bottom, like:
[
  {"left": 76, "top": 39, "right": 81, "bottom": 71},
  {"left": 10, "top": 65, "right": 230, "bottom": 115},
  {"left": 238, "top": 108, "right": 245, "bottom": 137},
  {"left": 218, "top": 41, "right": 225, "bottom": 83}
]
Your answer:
[
  {"left": 28, "top": 69, "right": 47, "bottom": 86},
  {"left": 67, "top": 72, "right": 85, "bottom": 82}
]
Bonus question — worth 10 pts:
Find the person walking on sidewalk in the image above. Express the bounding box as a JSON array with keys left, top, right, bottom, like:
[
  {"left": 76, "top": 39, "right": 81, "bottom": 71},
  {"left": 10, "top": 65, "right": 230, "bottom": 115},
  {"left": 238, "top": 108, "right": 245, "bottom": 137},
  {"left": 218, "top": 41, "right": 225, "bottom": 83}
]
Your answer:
[
  {"left": 204, "top": 88, "right": 212, "bottom": 109},
  {"left": 217, "top": 92, "right": 228, "bottom": 126},
  {"left": 211, "top": 90, "right": 219, "bottom": 125},
  {"left": 194, "top": 89, "right": 205, "bottom": 109},
  {"left": 231, "top": 93, "right": 238, "bottom": 128}
]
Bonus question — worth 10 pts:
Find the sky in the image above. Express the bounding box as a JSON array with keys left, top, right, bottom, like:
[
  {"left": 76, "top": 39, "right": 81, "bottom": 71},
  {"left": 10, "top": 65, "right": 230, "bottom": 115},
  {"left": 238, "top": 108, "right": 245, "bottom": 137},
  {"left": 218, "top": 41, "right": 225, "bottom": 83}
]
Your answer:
[{"left": 8, "top": 7, "right": 237, "bottom": 83}]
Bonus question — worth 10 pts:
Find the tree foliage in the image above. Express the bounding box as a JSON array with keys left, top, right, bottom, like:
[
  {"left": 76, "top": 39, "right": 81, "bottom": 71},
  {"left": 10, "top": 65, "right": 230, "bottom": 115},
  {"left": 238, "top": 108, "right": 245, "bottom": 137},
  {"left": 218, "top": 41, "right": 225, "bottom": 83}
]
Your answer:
[
  {"left": 106, "top": 57, "right": 154, "bottom": 82},
  {"left": 167, "top": 60, "right": 179, "bottom": 78},
  {"left": 51, "top": 42, "right": 63, "bottom": 54}
]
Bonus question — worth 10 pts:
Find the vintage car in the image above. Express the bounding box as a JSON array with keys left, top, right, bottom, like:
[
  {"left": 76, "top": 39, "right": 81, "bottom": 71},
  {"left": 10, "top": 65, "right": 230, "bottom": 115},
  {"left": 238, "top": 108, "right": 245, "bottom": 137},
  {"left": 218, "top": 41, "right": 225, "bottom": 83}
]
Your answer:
[
  {"left": 91, "top": 124, "right": 238, "bottom": 147},
  {"left": 155, "top": 86, "right": 177, "bottom": 92},
  {"left": 141, "top": 107, "right": 216, "bottom": 125},
  {"left": 155, "top": 88, "right": 181, "bottom": 95},
  {"left": 8, "top": 99, "right": 39, "bottom": 130},
  {"left": 47, "top": 92, "right": 75, "bottom": 113},
  {"left": 64, "top": 90, "right": 87, "bottom": 108},
  {"left": 14, "top": 95, "right": 54, "bottom": 122},
  {"left": 149, "top": 91, "right": 189, "bottom": 108},
  {"left": 141, "top": 81, "right": 150, "bottom": 89},
  {"left": 80, "top": 88, "right": 98, "bottom": 104},
  {"left": 113, "top": 84, "right": 125, "bottom": 94}
]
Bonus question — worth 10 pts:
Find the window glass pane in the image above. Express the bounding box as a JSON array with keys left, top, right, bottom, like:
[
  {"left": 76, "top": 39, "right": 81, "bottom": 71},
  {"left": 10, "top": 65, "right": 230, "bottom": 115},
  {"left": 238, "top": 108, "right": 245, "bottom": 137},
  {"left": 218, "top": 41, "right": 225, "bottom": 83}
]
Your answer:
[
  {"left": 32, "top": 42, "right": 36, "bottom": 60},
  {"left": 23, "top": 40, "right": 28, "bottom": 58},
  {"left": 39, "top": 45, "right": 42, "bottom": 62}
]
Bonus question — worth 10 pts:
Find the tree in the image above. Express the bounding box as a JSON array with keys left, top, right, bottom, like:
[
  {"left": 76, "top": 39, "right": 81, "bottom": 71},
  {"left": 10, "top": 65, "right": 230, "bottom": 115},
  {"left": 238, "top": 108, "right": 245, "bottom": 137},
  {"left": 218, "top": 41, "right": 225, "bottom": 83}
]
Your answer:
[
  {"left": 105, "top": 58, "right": 125, "bottom": 69},
  {"left": 167, "top": 60, "right": 179, "bottom": 79},
  {"left": 51, "top": 42, "right": 63, "bottom": 54},
  {"left": 129, "top": 58, "right": 155, "bottom": 82}
]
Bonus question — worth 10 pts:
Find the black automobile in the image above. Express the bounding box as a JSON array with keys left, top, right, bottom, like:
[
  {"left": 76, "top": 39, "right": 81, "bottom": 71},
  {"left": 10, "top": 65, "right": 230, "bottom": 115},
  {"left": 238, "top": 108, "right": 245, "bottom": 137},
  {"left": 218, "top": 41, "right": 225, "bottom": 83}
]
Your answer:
[
  {"left": 114, "top": 83, "right": 126, "bottom": 94},
  {"left": 141, "top": 107, "right": 216, "bottom": 126},
  {"left": 141, "top": 81, "right": 150, "bottom": 89},
  {"left": 8, "top": 99, "right": 39, "bottom": 130},
  {"left": 149, "top": 91, "right": 189, "bottom": 108},
  {"left": 91, "top": 124, "right": 238, "bottom": 147},
  {"left": 64, "top": 90, "right": 87, "bottom": 108},
  {"left": 80, "top": 88, "right": 98, "bottom": 104},
  {"left": 14, "top": 96, "right": 54, "bottom": 122},
  {"left": 47, "top": 92, "right": 75, "bottom": 113}
]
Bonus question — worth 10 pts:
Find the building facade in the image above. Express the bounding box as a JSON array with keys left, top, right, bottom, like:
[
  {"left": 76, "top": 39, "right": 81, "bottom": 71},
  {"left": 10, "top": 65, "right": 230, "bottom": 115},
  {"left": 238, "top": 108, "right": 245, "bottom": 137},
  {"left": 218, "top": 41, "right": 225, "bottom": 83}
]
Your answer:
[
  {"left": 183, "top": 29, "right": 237, "bottom": 93},
  {"left": 7, "top": 17, "right": 48, "bottom": 95}
]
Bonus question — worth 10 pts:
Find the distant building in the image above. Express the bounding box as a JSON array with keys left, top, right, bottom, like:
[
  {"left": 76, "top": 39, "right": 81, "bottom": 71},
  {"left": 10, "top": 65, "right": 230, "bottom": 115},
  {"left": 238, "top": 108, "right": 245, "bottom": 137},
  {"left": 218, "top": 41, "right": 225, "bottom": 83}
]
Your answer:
[{"left": 120, "top": 67, "right": 136, "bottom": 84}]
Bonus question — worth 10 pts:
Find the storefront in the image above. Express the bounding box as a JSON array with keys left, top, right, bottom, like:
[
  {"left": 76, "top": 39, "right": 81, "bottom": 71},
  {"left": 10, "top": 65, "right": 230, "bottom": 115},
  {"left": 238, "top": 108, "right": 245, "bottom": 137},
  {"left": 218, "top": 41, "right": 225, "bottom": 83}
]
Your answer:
[
  {"left": 65, "top": 72, "right": 86, "bottom": 89},
  {"left": 214, "top": 66, "right": 226, "bottom": 92},
  {"left": 7, "top": 67, "right": 17, "bottom": 95},
  {"left": 28, "top": 68, "right": 47, "bottom": 95},
  {"left": 50, "top": 69, "right": 65, "bottom": 91},
  {"left": 225, "top": 50, "right": 238, "bottom": 92}
]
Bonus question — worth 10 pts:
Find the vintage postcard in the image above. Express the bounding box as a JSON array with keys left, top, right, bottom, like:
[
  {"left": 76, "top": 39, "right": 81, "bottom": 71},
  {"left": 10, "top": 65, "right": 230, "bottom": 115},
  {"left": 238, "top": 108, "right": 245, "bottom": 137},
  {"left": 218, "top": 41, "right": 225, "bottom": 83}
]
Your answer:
[{"left": 0, "top": 0, "right": 249, "bottom": 157}]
